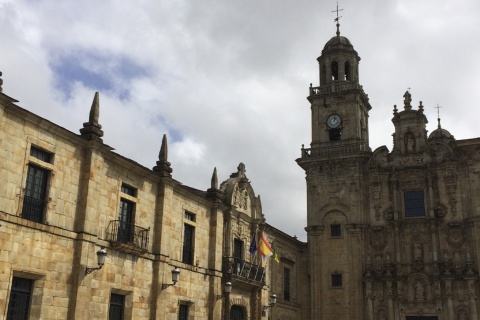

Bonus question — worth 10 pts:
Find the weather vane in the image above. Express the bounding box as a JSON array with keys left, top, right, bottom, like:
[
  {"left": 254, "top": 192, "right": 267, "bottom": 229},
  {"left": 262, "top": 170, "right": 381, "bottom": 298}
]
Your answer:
[
  {"left": 435, "top": 104, "right": 443, "bottom": 118},
  {"left": 332, "top": 1, "right": 343, "bottom": 36},
  {"left": 435, "top": 104, "right": 443, "bottom": 128}
]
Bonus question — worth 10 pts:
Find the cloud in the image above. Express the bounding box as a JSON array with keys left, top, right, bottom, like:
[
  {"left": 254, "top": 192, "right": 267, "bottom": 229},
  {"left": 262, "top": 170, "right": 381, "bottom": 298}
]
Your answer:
[{"left": 1, "top": 0, "right": 480, "bottom": 241}]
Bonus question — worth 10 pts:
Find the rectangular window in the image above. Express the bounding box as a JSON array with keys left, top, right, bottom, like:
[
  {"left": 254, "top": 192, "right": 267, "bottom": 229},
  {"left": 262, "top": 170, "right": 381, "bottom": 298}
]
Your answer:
[
  {"left": 330, "top": 224, "right": 341, "bottom": 237},
  {"left": 179, "top": 304, "right": 189, "bottom": 320},
  {"left": 118, "top": 199, "right": 134, "bottom": 243},
  {"left": 283, "top": 268, "right": 291, "bottom": 301},
  {"left": 22, "top": 164, "right": 49, "bottom": 223},
  {"left": 182, "top": 224, "right": 195, "bottom": 264},
  {"left": 184, "top": 211, "right": 195, "bottom": 222},
  {"left": 121, "top": 184, "right": 136, "bottom": 197},
  {"left": 404, "top": 190, "right": 425, "bottom": 217},
  {"left": 233, "top": 239, "right": 244, "bottom": 275},
  {"left": 331, "top": 274, "right": 342, "bottom": 287},
  {"left": 109, "top": 293, "right": 125, "bottom": 320},
  {"left": 117, "top": 184, "right": 137, "bottom": 243},
  {"left": 7, "top": 277, "right": 34, "bottom": 320},
  {"left": 30, "top": 146, "right": 52, "bottom": 163}
]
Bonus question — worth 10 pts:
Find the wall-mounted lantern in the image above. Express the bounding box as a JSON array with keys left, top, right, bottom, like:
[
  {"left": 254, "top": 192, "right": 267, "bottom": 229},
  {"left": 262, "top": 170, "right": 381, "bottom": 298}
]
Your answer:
[
  {"left": 162, "top": 268, "right": 181, "bottom": 290},
  {"left": 85, "top": 247, "right": 107, "bottom": 276}
]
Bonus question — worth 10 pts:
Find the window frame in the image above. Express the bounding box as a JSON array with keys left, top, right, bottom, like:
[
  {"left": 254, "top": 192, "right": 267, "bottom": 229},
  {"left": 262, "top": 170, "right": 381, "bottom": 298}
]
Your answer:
[
  {"left": 109, "top": 293, "right": 125, "bottom": 320},
  {"left": 178, "top": 304, "right": 189, "bottom": 320},
  {"left": 283, "top": 268, "right": 291, "bottom": 301},
  {"left": 404, "top": 189, "right": 426, "bottom": 218},
  {"left": 331, "top": 273, "right": 343, "bottom": 288},
  {"left": 182, "top": 211, "right": 196, "bottom": 265},
  {"left": 7, "top": 277, "right": 34, "bottom": 320},
  {"left": 330, "top": 224, "right": 342, "bottom": 238}
]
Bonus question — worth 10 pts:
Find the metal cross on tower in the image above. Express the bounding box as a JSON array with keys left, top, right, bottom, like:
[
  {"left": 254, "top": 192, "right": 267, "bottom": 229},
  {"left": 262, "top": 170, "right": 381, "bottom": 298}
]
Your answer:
[{"left": 332, "top": 1, "right": 343, "bottom": 36}]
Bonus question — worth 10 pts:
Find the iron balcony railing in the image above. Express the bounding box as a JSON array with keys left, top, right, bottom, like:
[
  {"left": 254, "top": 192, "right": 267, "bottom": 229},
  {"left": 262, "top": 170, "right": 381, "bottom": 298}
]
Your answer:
[
  {"left": 21, "top": 196, "right": 46, "bottom": 223},
  {"left": 106, "top": 220, "right": 149, "bottom": 255},
  {"left": 222, "top": 257, "right": 265, "bottom": 286}
]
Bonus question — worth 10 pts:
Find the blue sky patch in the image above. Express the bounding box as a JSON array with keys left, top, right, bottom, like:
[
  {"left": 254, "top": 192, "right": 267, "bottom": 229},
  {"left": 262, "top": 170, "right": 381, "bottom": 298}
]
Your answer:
[{"left": 50, "top": 50, "right": 149, "bottom": 100}]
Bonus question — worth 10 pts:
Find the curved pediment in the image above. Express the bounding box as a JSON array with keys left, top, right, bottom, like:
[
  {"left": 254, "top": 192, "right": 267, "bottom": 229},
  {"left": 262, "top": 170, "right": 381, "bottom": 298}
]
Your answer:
[{"left": 219, "top": 163, "right": 263, "bottom": 219}]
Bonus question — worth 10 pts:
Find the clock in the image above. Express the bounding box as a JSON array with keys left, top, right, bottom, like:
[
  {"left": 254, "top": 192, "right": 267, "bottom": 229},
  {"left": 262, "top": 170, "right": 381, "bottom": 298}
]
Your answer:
[{"left": 327, "top": 114, "right": 341, "bottom": 129}]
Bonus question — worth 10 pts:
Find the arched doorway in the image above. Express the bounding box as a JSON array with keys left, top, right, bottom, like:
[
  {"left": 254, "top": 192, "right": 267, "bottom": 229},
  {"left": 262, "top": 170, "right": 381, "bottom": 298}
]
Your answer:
[{"left": 230, "top": 305, "right": 244, "bottom": 320}]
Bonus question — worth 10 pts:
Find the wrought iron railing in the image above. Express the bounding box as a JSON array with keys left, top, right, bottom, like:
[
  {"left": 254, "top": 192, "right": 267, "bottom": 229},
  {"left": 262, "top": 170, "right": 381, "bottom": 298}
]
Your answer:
[
  {"left": 106, "top": 220, "right": 149, "bottom": 254},
  {"left": 222, "top": 257, "right": 265, "bottom": 285},
  {"left": 21, "top": 196, "right": 45, "bottom": 223}
]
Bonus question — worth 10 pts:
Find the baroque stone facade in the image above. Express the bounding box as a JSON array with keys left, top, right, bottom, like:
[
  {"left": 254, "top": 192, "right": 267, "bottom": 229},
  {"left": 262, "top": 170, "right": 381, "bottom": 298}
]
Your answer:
[
  {"left": 2, "top": 19, "right": 480, "bottom": 320},
  {"left": 0, "top": 87, "right": 305, "bottom": 319},
  {"left": 297, "top": 23, "right": 480, "bottom": 320}
]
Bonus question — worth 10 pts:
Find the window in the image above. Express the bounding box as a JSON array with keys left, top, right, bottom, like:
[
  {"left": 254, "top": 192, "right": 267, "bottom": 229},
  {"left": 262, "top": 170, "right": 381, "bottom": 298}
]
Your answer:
[
  {"left": 329, "top": 128, "right": 342, "bottom": 141},
  {"left": 283, "top": 268, "right": 291, "bottom": 301},
  {"left": 344, "top": 61, "right": 351, "bottom": 80},
  {"left": 21, "top": 147, "right": 52, "bottom": 223},
  {"left": 182, "top": 223, "right": 195, "bottom": 264},
  {"left": 184, "top": 211, "right": 195, "bottom": 222},
  {"left": 179, "top": 304, "right": 189, "bottom": 320},
  {"left": 331, "top": 224, "right": 341, "bottom": 237},
  {"left": 331, "top": 61, "right": 339, "bottom": 80},
  {"left": 109, "top": 293, "right": 125, "bottom": 320},
  {"left": 331, "top": 274, "right": 342, "bottom": 287},
  {"left": 233, "top": 239, "right": 244, "bottom": 275},
  {"left": 117, "top": 184, "right": 136, "bottom": 243},
  {"left": 7, "top": 277, "right": 34, "bottom": 320},
  {"left": 404, "top": 190, "right": 425, "bottom": 218}
]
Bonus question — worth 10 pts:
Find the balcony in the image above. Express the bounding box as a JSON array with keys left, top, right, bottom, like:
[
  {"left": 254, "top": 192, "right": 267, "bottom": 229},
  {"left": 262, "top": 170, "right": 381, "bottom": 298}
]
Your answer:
[
  {"left": 309, "top": 82, "right": 361, "bottom": 96},
  {"left": 106, "top": 220, "right": 149, "bottom": 255},
  {"left": 222, "top": 257, "right": 265, "bottom": 286}
]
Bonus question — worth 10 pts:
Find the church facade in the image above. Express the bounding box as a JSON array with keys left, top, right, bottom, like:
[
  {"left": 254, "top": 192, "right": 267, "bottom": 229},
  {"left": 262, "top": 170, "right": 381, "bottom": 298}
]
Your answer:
[
  {"left": 1, "top": 20, "right": 480, "bottom": 320},
  {"left": 297, "top": 23, "right": 480, "bottom": 320}
]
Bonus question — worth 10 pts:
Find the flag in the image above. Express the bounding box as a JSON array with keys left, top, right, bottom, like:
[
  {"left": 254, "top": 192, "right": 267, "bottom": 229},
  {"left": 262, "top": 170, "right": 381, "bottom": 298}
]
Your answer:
[
  {"left": 272, "top": 241, "right": 280, "bottom": 263},
  {"left": 258, "top": 233, "right": 273, "bottom": 258},
  {"left": 249, "top": 234, "right": 257, "bottom": 256}
]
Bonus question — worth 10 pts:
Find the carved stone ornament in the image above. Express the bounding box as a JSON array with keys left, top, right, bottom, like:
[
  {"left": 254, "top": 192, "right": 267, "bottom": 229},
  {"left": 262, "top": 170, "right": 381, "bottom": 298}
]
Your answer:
[
  {"left": 384, "top": 207, "right": 394, "bottom": 220},
  {"left": 446, "top": 222, "right": 465, "bottom": 248},
  {"left": 434, "top": 203, "right": 447, "bottom": 218},
  {"left": 233, "top": 186, "right": 248, "bottom": 210},
  {"left": 369, "top": 227, "right": 388, "bottom": 251}
]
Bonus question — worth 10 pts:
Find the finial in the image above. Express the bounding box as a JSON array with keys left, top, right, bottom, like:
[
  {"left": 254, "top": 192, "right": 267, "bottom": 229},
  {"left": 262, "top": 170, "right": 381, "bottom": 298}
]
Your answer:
[
  {"left": 0, "top": 71, "right": 3, "bottom": 93},
  {"left": 403, "top": 91, "right": 412, "bottom": 110},
  {"left": 332, "top": 1, "right": 343, "bottom": 36},
  {"left": 211, "top": 167, "right": 218, "bottom": 189},
  {"left": 153, "top": 134, "right": 173, "bottom": 177},
  {"left": 393, "top": 104, "right": 398, "bottom": 115},
  {"left": 206, "top": 167, "right": 223, "bottom": 203},
  {"left": 435, "top": 104, "right": 443, "bottom": 129},
  {"left": 80, "top": 92, "right": 104, "bottom": 141}
]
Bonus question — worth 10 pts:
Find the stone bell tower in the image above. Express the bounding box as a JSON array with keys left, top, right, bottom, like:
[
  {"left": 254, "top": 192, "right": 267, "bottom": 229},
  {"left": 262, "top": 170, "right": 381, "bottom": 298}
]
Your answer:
[{"left": 296, "top": 11, "right": 372, "bottom": 319}]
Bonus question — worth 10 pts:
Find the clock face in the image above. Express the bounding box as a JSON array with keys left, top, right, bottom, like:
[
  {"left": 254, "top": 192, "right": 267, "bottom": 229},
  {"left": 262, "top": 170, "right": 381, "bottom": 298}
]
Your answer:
[{"left": 327, "top": 114, "right": 341, "bottom": 129}]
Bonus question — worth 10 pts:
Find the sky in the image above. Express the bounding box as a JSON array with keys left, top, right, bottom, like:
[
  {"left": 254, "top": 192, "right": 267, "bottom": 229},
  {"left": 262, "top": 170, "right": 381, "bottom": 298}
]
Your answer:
[{"left": 1, "top": 0, "right": 479, "bottom": 241}]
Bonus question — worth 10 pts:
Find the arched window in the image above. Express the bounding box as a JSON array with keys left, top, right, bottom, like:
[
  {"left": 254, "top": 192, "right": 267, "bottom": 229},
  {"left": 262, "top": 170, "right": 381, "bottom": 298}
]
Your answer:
[
  {"left": 331, "top": 61, "right": 338, "bottom": 80},
  {"left": 230, "top": 305, "right": 244, "bottom": 320},
  {"left": 344, "top": 61, "right": 351, "bottom": 80}
]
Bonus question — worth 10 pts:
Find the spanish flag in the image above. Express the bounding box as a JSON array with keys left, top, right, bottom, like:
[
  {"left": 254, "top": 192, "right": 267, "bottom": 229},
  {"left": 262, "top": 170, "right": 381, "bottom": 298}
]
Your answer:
[{"left": 258, "top": 233, "right": 273, "bottom": 258}]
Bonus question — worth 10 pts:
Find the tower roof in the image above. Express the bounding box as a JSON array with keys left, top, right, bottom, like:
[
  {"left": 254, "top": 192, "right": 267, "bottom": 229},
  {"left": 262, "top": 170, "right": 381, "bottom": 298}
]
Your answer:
[{"left": 323, "top": 35, "right": 355, "bottom": 52}]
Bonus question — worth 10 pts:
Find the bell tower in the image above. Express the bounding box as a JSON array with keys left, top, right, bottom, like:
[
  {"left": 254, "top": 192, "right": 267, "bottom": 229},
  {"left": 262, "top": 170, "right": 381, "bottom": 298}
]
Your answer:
[
  {"left": 297, "top": 9, "right": 373, "bottom": 320},
  {"left": 307, "top": 13, "right": 371, "bottom": 153}
]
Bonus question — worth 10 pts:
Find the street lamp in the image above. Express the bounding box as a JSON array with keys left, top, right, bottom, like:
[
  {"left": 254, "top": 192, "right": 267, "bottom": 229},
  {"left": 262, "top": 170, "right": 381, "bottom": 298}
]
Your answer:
[
  {"left": 162, "top": 268, "right": 181, "bottom": 290},
  {"left": 262, "top": 293, "right": 277, "bottom": 312},
  {"left": 85, "top": 247, "right": 107, "bottom": 276},
  {"left": 217, "top": 282, "right": 232, "bottom": 300}
]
